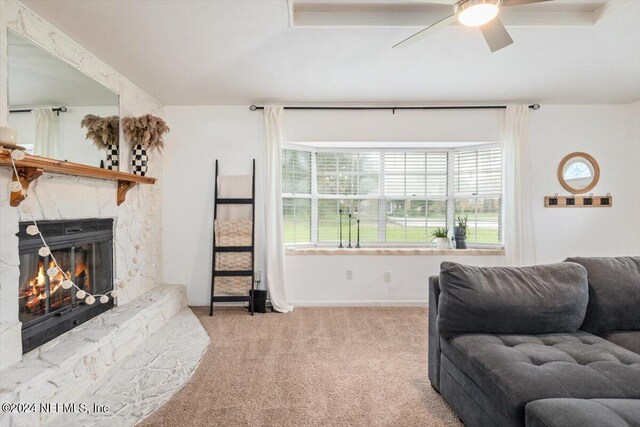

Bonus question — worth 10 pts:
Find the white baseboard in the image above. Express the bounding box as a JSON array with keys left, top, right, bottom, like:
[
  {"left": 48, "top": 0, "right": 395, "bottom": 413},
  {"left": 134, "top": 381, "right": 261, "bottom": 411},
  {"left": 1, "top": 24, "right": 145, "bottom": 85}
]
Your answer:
[
  {"left": 188, "top": 300, "right": 244, "bottom": 307},
  {"left": 289, "top": 300, "right": 428, "bottom": 307},
  {"left": 188, "top": 299, "right": 427, "bottom": 307}
]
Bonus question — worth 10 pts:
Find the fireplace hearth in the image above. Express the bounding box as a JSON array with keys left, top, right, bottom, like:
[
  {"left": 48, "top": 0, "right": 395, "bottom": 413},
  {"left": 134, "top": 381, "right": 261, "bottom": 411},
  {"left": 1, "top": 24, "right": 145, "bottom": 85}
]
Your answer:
[{"left": 18, "top": 219, "right": 114, "bottom": 353}]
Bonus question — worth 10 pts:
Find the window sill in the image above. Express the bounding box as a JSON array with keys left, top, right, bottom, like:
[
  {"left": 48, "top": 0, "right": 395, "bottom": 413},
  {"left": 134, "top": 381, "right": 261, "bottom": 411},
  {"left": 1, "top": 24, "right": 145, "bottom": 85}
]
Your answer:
[{"left": 285, "top": 247, "right": 505, "bottom": 256}]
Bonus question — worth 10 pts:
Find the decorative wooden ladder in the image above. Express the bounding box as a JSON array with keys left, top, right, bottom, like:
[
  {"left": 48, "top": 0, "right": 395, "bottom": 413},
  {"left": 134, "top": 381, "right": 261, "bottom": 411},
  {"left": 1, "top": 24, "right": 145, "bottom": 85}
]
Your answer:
[{"left": 209, "top": 159, "right": 256, "bottom": 316}]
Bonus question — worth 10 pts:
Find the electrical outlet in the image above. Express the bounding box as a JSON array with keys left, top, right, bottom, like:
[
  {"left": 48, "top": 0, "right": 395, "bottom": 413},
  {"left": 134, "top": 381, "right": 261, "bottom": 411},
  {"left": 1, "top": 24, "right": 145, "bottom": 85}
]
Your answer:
[
  {"left": 346, "top": 269, "right": 354, "bottom": 280},
  {"left": 384, "top": 272, "right": 392, "bottom": 284}
]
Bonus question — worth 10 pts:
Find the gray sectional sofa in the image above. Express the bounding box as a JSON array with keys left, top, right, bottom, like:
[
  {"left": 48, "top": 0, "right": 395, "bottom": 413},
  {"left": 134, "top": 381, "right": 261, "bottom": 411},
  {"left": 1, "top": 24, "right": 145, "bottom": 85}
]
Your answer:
[{"left": 428, "top": 256, "right": 640, "bottom": 427}]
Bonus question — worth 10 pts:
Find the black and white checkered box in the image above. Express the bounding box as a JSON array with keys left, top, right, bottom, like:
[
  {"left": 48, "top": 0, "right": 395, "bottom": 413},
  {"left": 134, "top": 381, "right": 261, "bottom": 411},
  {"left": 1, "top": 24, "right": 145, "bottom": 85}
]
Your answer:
[
  {"left": 131, "top": 144, "right": 148, "bottom": 176},
  {"left": 105, "top": 144, "right": 119, "bottom": 170}
]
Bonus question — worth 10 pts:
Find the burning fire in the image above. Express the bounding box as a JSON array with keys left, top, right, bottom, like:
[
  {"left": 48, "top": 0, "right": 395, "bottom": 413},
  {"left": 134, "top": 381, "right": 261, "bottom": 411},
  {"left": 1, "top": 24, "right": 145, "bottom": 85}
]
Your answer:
[{"left": 20, "top": 258, "right": 89, "bottom": 312}]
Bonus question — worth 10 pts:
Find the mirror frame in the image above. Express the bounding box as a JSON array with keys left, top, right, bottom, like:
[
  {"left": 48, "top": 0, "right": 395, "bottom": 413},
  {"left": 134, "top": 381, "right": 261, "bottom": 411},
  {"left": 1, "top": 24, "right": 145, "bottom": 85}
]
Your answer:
[{"left": 557, "top": 152, "right": 600, "bottom": 194}]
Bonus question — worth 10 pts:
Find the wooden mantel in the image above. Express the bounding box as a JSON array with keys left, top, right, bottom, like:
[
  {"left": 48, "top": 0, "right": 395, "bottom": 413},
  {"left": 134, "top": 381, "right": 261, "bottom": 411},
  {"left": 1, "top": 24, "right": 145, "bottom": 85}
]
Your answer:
[{"left": 0, "top": 149, "right": 156, "bottom": 207}]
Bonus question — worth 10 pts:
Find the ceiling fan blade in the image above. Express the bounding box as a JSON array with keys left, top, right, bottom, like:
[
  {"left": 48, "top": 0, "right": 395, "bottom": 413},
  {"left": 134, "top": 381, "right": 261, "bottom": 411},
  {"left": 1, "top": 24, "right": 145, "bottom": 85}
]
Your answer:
[
  {"left": 480, "top": 17, "right": 513, "bottom": 52},
  {"left": 502, "top": 0, "right": 552, "bottom": 7},
  {"left": 393, "top": 14, "right": 457, "bottom": 48}
]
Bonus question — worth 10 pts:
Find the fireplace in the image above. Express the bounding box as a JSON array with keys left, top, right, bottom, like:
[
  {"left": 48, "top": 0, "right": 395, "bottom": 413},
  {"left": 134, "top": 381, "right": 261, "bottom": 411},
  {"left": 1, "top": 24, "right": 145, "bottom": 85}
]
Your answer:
[{"left": 18, "top": 219, "right": 114, "bottom": 353}]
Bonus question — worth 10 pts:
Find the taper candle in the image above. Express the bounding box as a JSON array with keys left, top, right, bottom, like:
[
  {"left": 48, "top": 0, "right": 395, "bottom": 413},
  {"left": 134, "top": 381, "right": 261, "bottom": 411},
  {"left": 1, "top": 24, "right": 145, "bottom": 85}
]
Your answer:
[
  {"left": 338, "top": 209, "right": 343, "bottom": 248},
  {"left": 348, "top": 213, "right": 352, "bottom": 248},
  {"left": 356, "top": 219, "right": 361, "bottom": 248}
]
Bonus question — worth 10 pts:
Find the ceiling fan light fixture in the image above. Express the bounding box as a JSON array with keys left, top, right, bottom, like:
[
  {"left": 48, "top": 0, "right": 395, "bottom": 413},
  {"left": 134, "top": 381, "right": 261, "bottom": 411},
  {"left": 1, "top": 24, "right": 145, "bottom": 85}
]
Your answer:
[{"left": 456, "top": 0, "right": 501, "bottom": 27}]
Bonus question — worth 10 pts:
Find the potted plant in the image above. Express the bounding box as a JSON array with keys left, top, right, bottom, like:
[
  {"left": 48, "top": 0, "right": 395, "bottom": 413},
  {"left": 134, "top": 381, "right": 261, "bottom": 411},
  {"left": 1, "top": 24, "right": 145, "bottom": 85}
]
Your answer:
[
  {"left": 81, "top": 115, "right": 120, "bottom": 170},
  {"left": 454, "top": 215, "right": 468, "bottom": 249},
  {"left": 122, "top": 114, "right": 170, "bottom": 176},
  {"left": 431, "top": 227, "right": 449, "bottom": 249}
]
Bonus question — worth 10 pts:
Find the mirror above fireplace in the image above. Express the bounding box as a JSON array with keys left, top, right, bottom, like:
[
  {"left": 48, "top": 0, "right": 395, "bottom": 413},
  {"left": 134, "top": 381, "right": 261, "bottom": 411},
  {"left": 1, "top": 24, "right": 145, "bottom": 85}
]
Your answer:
[{"left": 7, "top": 30, "right": 120, "bottom": 169}]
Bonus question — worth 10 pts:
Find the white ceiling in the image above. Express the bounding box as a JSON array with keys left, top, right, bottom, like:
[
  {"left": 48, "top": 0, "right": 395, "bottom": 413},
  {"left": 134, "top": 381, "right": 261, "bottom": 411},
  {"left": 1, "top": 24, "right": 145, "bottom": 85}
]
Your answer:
[
  {"left": 8, "top": 31, "right": 118, "bottom": 108},
  {"left": 21, "top": 0, "right": 640, "bottom": 106}
]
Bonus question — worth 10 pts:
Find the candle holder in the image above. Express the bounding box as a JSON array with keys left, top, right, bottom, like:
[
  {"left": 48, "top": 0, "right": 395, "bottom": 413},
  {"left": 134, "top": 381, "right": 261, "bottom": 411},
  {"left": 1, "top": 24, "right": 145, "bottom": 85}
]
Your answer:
[
  {"left": 338, "top": 209, "right": 343, "bottom": 248},
  {"left": 356, "top": 219, "right": 361, "bottom": 248},
  {"left": 348, "top": 213, "right": 352, "bottom": 248}
]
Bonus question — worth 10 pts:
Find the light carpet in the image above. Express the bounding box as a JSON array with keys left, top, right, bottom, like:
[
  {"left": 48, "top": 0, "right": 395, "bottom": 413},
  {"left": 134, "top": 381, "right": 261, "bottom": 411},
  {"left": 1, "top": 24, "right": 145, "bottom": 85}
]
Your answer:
[{"left": 139, "top": 306, "right": 461, "bottom": 427}]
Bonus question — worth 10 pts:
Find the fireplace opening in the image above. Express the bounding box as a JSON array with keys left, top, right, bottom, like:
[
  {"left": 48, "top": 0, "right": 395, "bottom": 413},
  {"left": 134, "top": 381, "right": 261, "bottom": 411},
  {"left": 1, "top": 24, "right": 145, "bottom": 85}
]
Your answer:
[{"left": 18, "top": 219, "right": 114, "bottom": 353}]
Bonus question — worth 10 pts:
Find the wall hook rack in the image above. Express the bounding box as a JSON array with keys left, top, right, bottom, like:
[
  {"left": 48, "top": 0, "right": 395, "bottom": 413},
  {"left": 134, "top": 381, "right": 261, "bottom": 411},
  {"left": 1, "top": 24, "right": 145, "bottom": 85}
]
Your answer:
[{"left": 544, "top": 193, "right": 612, "bottom": 208}]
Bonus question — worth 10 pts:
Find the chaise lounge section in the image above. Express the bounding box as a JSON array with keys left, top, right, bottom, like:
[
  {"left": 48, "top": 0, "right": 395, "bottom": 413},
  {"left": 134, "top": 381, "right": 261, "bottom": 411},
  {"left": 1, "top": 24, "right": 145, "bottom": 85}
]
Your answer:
[{"left": 428, "top": 257, "right": 640, "bottom": 427}]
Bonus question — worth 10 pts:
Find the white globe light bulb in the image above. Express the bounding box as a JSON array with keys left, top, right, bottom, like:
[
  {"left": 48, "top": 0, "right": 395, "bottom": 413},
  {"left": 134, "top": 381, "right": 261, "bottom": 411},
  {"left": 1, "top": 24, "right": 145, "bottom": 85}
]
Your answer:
[
  {"left": 457, "top": 2, "right": 500, "bottom": 27},
  {"left": 9, "top": 181, "right": 22, "bottom": 193}
]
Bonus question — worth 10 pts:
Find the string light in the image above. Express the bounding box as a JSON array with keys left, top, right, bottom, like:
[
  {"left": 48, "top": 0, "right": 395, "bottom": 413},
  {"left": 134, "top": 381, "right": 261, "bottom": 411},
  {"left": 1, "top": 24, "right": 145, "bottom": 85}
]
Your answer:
[
  {"left": 6, "top": 148, "right": 118, "bottom": 304},
  {"left": 10, "top": 149, "right": 25, "bottom": 161},
  {"left": 9, "top": 181, "right": 22, "bottom": 192}
]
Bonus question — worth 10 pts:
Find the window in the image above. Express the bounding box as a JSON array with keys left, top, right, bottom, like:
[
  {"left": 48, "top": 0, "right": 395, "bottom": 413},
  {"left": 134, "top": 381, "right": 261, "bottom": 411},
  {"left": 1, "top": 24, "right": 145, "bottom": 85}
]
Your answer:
[
  {"left": 453, "top": 147, "right": 502, "bottom": 246},
  {"left": 282, "top": 146, "right": 502, "bottom": 247}
]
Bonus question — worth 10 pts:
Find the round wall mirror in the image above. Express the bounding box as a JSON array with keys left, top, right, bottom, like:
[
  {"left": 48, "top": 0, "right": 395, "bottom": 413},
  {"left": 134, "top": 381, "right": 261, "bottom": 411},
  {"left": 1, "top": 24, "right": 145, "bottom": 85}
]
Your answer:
[{"left": 557, "top": 152, "right": 600, "bottom": 194}]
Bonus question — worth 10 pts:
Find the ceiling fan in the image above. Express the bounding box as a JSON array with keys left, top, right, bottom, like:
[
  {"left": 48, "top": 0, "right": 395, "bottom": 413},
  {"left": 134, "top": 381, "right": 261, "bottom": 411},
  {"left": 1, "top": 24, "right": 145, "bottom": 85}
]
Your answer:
[{"left": 393, "top": 0, "right": 551, "bottom": 52}]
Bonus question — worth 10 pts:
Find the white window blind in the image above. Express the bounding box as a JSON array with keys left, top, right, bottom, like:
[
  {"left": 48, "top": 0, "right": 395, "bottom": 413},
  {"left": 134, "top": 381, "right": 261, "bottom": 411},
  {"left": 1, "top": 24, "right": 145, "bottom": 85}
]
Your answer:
[
  {"left": 282, "top": 146, "right": 503, "bottom": 247},
  {"left": 282, "top": 149, "right": 312, "bottom": 243},
  {"left": 454, "top": 147, "right": 502, "bottom": 196},
  {"left": 316, "top": 152, "right": 380, "bottom": 196},
  {"left": 384, "top": 152, "right": 448, "bottom": 197},
  {"left": 282, "top": 149, "right": 312, "bottom": 194}
]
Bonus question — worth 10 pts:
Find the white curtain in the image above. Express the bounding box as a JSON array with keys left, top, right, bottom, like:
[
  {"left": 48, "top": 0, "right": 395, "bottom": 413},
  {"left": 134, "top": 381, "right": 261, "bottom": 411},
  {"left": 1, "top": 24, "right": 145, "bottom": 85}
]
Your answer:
[
  {"left": 32, "top": 108, "right": 59, "bottom": 158},
  {"left": 264, "top": 106, "right": 294, "bottom": 313},
  {"left": 503, "top": 105, "right": 536, "bottom": 266}
]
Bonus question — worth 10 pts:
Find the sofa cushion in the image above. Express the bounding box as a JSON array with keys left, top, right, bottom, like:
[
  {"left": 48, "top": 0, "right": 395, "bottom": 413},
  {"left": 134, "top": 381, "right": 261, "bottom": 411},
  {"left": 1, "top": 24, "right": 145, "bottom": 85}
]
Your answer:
[
  {"left": 565, "top": 257, "right": 640, "bottom": 336},
  {"left": 441, "top": 331, "right": 640, "bottom": 423},
  {"left": 437, "top": 262, "right": 588, "bottom": 339},
  {"left": 604, "top": 331, "right": 640, "bottom": 355},
  {"left": 526, "top": 399, "right": 640, "bottom": 427}
]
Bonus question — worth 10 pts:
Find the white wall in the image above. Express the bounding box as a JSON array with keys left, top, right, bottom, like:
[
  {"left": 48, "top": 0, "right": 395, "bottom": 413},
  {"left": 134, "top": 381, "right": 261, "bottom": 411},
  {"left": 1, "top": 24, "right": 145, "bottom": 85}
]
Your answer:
[
  {"left": 161, "top": 107, "right": 265, "bottom": 306},
  {"left": 630, "top": 101, "right": 640, "bottom": 254},
  {"left": 162, "top": 104, "right": 640, "bottom": 306},
  {"left": 528, "top": 105, "right": 640, "bottom": 262}
]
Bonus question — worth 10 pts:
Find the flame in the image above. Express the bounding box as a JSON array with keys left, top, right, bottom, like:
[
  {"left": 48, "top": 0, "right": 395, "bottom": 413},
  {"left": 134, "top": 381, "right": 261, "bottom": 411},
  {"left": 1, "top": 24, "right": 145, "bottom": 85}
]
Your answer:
[{"left": 19, "top": 257, "right": 90, "bottom": 312}]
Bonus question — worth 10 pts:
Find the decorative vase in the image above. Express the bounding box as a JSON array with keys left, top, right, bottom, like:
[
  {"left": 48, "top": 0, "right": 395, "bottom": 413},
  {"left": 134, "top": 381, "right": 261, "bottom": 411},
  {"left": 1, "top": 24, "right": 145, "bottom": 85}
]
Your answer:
[
  {"left": 454, "top": 226, "right": 467, "bottom": 249},
  {"left": 131, "top": 144, "right": 148, "bottom": 176},
  {"left": 105, "top": 143, "right": 119, "bottom": 170},
  {"left": 435, "top": 237, "right": 449, "bottom": 249}
]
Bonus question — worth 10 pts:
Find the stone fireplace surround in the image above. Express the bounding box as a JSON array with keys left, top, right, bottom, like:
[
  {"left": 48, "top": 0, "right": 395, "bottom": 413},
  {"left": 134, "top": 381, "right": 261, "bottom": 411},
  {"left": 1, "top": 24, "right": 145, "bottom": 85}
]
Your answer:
[
  {"left": 0, "top": 0, "right": 164, "bottom": 368},
  {"left": 0, "top": 2, "right": 210, "bottom": 425}
]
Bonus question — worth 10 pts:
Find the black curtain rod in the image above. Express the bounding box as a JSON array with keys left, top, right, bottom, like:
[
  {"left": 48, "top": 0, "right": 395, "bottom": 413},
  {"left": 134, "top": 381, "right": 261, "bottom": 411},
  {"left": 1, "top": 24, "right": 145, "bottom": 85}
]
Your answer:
[
  {"left": 249, "top": 104, "right": 540, "bottom": 112},
  {"left": 9, "top": 106, "right": 68, "bottom": 116}
]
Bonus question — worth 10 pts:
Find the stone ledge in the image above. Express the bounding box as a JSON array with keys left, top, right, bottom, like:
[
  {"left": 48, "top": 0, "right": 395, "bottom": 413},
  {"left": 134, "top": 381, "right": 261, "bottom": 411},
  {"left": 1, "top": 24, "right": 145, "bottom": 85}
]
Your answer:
[
  {"left": 0, "top": 284, "right": 186, "bottom": 427},
  {"left": 45, "top": 308, "right": 210, "bottom": 426},
  {"left": 286, "top": 247, "right": 505, "bottom": 256},
  {"left": 0, "top": 323, "right": 21, "bottom": 369}
]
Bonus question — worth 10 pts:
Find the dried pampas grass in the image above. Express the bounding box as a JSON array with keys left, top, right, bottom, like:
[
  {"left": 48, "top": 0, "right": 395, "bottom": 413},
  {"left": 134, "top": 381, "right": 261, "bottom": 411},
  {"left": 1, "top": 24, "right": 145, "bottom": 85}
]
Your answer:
[
  {"left": 122, "top": 114, "right": 170, "bottom": 152},
  {"left": 81, "top": 115, "right": 120, "bottom": 150}
]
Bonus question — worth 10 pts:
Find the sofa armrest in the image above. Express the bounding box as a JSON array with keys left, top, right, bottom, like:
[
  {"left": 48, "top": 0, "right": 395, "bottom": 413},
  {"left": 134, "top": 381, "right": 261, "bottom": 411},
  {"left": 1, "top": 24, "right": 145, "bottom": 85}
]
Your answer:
[{"left": 428, "top": 275, "right": 442, "bottom": 392}]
